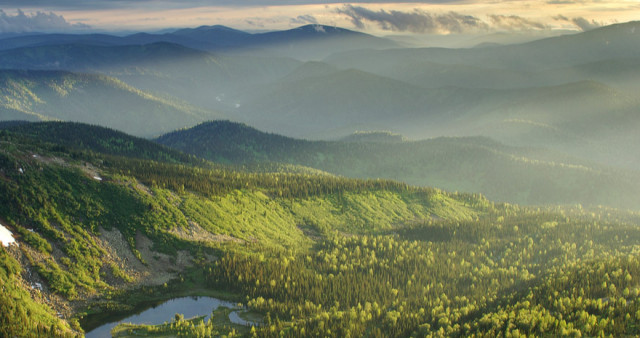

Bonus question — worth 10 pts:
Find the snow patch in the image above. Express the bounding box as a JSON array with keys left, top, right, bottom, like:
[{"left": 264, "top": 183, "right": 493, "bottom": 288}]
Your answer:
[{"left": 0, "top": 223, "right": 16, "bottom": 247}]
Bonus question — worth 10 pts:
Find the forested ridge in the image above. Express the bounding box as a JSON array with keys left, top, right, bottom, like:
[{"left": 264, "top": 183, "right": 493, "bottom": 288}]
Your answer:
[
  {"left": 2, "top": 121, "right": 204, "bottom": 165},
  {"left": 0, "top": 69, "right": 216, "bottom": 137},
  {"left": 1, "top": 124, "right": 640, "bottom": 337},
  {"left": 156, "top": 120, "right": 640, "bottom": 210}
]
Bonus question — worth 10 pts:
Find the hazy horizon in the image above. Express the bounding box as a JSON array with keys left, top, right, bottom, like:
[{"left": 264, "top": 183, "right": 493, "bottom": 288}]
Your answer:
[{"left": 2, "top": 1, "right": 639, "bottom": 41}]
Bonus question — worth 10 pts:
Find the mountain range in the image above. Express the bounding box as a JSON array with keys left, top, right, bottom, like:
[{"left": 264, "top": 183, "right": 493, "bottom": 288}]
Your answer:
[
  {"left": 1, "top": 21, "right": 639, "bottom": 199},
  {"left": 2, "top": 20, "right": 640, "bottom": 337},
  {"left": 0, "top": 24, "right": 397, "bottom": 60},
  {"left": 0, "top": 69, "right": 219, "bottom": 137},
  {"left": 2, "top": 116, "right": 640, "bottom": 337}
]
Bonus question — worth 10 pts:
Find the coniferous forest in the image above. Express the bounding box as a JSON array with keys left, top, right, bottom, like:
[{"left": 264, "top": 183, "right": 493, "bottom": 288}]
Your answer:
[{"left": 1, "top": 124, "right": 640, "bottom": 337}]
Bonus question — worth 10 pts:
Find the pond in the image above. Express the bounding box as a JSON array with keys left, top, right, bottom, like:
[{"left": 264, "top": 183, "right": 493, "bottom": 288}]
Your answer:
[{"left": 85, "top": 296, "right": 254, "bottom": 337}]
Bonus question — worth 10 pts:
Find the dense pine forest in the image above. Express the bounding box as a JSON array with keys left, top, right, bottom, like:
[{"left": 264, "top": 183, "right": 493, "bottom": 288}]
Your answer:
[{"left": 1, "top": 123, "right": 640, "bottom": 337}]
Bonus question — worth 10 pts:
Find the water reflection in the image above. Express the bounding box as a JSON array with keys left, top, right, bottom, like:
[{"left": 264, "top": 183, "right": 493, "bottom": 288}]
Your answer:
[{"left": 85, "top": 296, "right": 239, "bottom": 338}]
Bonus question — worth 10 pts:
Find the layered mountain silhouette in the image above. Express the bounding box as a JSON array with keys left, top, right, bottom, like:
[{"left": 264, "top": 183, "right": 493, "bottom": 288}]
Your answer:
[
  {"left": 0, "top": 69, "right": 221, "bottom": 136},
  {"left": 0, "top": 24, "right": 397, "bottom": 59},
  {"left": 156, "top": 120, "right": 640, "bottom": 210},
  {"left": 1, "top": 22, "right": 639, "bottom": 169}
]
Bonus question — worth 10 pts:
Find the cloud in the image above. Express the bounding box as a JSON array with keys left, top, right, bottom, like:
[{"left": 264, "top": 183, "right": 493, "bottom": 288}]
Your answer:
[
  {"left": 335, "top": 5, "right": 550, "bottom": 34},
  {"left": 488, "top": 14, "right": 547, "bottom": 31},
  {"left": 245, "top": 19, "right": 264, "bottom": 28},
  {"left": 335, "top": 5, "right": 487, "bottom": 34},
  {"left": 554, "top": 14, "right": 602, "bottom": 31},
  {"left": 290, "top": 14, "right": 318, "bottom": 25},
  {"left": 570, "top": 17, "right": 602, "bottom": 31},
  {"left": 0, "top": 9, "right": 90, "bottom": 33},
  {"left": 1, "top": 1, "right": 465, "bottom": 9}
]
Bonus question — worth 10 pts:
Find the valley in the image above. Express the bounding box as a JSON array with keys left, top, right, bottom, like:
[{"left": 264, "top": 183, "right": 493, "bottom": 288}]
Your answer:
[
  {"left": 0, "top": 17, "right": 639, "bottom": 337},
  {"left": 2, "top": 122, "right": 640, "bottom": 337}
]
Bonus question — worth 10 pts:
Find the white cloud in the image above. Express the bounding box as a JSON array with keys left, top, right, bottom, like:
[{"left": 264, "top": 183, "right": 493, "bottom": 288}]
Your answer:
[
  {"left": 335, "top": 5, "right": 551, "bottom": 34},
  {"left": 5, "top": 1, "right": 630, "bottom": 34},
  {"left": 290, "top": 14, "right": 318, "bottom": 25},
  {"left": 553, "top": 14, "right": 603, "bottom": 31},
  {"left": 335, "top": 5, "right": 488, "bottom": 34},
  {"left": 488, "top": 14, "right": 548, "bottom": 31},
  {"left": 0, "top": 9, "right": 90, "bottom": 33}
]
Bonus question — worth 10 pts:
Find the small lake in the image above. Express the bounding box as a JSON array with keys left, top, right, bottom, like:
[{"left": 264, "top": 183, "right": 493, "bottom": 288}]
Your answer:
[{"left": 85, "top": 296, "right": 243, "bottom": 338}]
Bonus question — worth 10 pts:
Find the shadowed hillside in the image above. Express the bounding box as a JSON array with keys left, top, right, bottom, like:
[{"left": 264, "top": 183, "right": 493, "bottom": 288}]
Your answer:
[{"left": 0, "top": 69, "right": 222, "bottom": 137}]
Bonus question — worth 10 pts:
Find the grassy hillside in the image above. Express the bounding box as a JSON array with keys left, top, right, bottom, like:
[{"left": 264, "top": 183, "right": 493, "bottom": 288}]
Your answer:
[
  {"left": 156, "top": 120, "right": 640, "bottom": 210},
  {"left": 0, "top": 126, "right": 486, "bottom": 336},
  {"left": 2, "top": 126, "right": 640, "bottom": 337},
  {"left": 0, "top": 21, "right": 639, "bottom": 336}
]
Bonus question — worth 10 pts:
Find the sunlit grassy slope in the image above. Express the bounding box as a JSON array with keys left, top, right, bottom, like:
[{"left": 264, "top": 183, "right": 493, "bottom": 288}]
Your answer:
[{"left": 0, "top": 124, "right": 486, "bottom": 336}]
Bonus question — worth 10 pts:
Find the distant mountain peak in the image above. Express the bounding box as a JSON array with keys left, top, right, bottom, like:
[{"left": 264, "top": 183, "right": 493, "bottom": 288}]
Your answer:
[
  {"left": 293, "top": 24, "right": 356, "bottom": 35},
  {"left": 175, "top": 25, "right": 248, "bottom": 34},
  {"left": 199, "top": 25, "right": 236, "bottom": 30}
]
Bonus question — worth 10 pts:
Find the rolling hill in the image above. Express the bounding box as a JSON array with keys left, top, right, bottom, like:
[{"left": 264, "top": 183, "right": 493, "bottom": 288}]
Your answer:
[
  {"left": 0, "top": 122, "right": 493, "bottom": 336},
  {"left": 0, "top": 42, "right": 302, "bottom": 113},
  {"left": 0, "top": 121, "right": 199, "bottom": 164},
  {"left": 232, "top": 63, "right": 639, "bottom": 170},
  {"left": 0, "top": 22, "right": 637, "bottom": 171},
  {"left": 234, "top": 68, "right": 438, "bottom": 138},
  {"left": 2, "top": 20, "right": 640, "bottom": 338},
  {"left": 233, "top": 54, "right": 640, "bottom": 169},
  {"left": 1, "top": 23, "right": 637, "bottom": 163},
  {"left": 0, "top": 24, "right": 397, "bottom": 59},
  {"left": 322, "top": 21, "right": 640, "bottom": 99},
  {"left": 325, "top": 21, "right": 640, "bottom": 73},
  {"left": 156, "top": 120, "right": 640, "bottom": 210},
  {"left": 0, "top": 69, "right": 221, "bottom": 137},
  {"left": 3, "top": 120, "right": 640, "bottom": 337}
]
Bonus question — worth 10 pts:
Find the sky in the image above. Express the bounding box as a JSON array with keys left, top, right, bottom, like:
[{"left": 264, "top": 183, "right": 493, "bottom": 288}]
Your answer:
[{"left": 1, "top": 1, "right": 639, "bottom": 36}]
